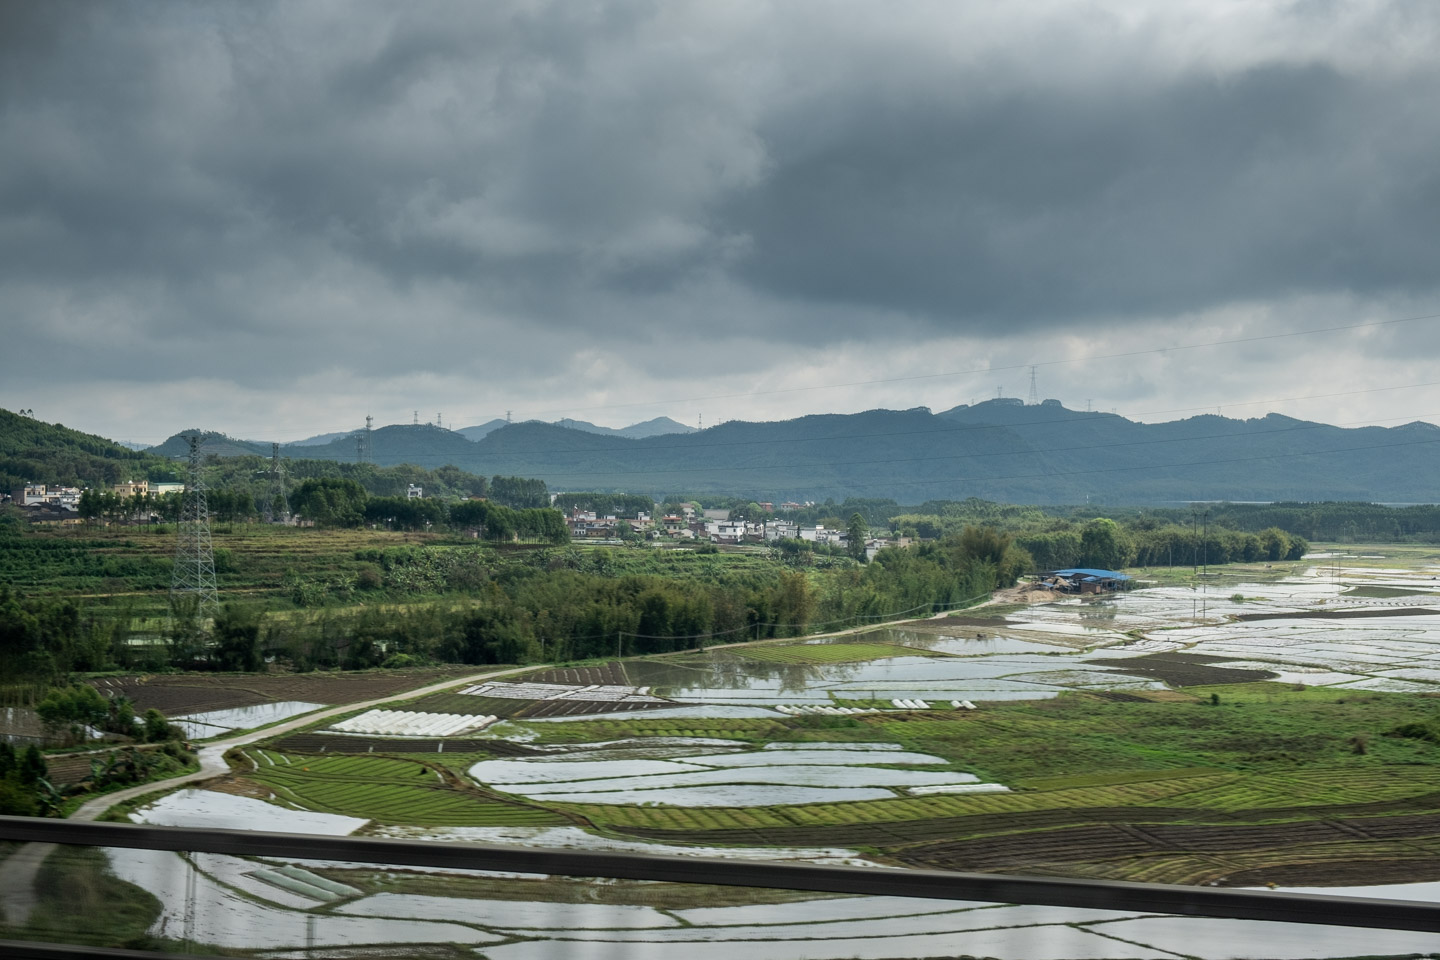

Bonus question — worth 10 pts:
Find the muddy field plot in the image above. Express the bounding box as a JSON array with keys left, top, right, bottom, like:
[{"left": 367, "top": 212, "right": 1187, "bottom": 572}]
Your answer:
[
  {"left": 89, "top": 668, "right": 480, "bottom": 715},
  {"left": 893, "top": 815, "right": 1440, "bottom": 882},
  {"left": 409, "top": 693, "right": 531, "bottom": 717},
  {"left": 1087, "top": 652, "right": 1277, "bottom": 687},
  {"left": 523, "top": 662, "right": 631, "bottom": 686},
  {"left": 1235, "top": 606, "right": 1440, "bottom": 622},
  {"left": 408, "top": 691, "right": 672, "bottom": 719}
]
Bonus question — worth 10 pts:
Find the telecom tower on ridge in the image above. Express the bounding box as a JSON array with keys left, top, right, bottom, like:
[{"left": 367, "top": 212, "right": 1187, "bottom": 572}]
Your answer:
[
  {"left": 170, "top": 434, "right": 219, "bottom": 622},
  {"left": 264, "top": 442, "right": 290, "bottom": 523},
  {"left": 1026, "top": 366, "right": 1039, "bottom": 405}
]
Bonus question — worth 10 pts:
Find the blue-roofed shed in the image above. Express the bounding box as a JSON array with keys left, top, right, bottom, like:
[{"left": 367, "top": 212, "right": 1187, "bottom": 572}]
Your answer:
[
  {"left": 1049, "top": 568, "right": 1131, "bottom": 581},
  {"left": 1041, "top": 568, "right": 1132, "bottom": 594}
]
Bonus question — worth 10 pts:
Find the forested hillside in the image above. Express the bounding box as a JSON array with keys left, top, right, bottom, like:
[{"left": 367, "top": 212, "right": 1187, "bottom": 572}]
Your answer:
[{"left": 0, "top": 408, "right": 168, "bottom": 490}]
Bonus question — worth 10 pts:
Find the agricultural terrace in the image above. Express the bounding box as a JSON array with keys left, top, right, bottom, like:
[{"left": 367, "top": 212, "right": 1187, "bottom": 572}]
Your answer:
[
  {"left": 216, "top": 553, "right": 1440, "bottom": 888},
  {"left": 224, "top": 678, "right": 1440, "bottom": 888},
  {"left": 89, "top": 668, "right": 485, "bottom": 716}
]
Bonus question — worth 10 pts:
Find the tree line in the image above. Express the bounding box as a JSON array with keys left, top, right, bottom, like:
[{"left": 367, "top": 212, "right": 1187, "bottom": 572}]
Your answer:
[
  {"left": 1014, "top": 519, "right": 1308, "bottom": 571},
  {"left": 218, "top": 528, "right": 1027, "bottom": 667},
  {"left": 288, "top": 478, "right": 567, "bottom": 539},
  {"left": 0, "top": 527, "right": 1031, "bottom": 677}
]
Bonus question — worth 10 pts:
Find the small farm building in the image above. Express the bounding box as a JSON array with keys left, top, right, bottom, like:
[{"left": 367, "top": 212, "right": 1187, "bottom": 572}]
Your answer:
[{"left": 1041, "top": 568, "right": 1133, "bottom": 594}]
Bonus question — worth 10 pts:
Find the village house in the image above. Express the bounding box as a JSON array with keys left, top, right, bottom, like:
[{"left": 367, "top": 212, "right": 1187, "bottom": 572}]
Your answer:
[
  {"left": 12, "top": 484, "right": 82, "bottom": 510},
  {"left": 112, "top": 479, "right": 149, "bottom": 498},
  {"left": 762, "top": 519, "right": 799, "bottom": 541},
  {"left": 706, "top": 519, "right": 747, "bottom": 544},
  {"left": 20, "top": 503, "right": 84, "bottom": 526},
  {"left": 566, "top": 508, "right": 622, "bottom": 538}
]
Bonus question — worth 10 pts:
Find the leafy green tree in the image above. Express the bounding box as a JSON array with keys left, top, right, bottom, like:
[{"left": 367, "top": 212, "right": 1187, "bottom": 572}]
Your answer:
[
  {"left": 290, "top": 478, "right": 368, "bottom": 527},
  {"left": 143, "top": 708, "right": 176, "bottom": 742},
  {"left": 847, "top": 513, "right": 868, "bottom": 561},
  {"left": 488, "top": 476, "right": 550, "bottom": 509},
  {"left": 35, "top": 685, "right": 108, "bottom": 741},
  {"left": 20, "top": 744, "right": 47, "bottom": 785},
  {"left": 1078, "top": 518, "right": 1133, "bottom": 570},
  {"left": 213, "top": 604, "right": 263, "bottom": 671}
]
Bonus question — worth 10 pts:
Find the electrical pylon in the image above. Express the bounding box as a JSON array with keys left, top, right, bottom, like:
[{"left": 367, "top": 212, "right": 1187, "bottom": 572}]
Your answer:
[
  {"left": 1026, "top": 365, "right": 1039, "bottom": 405},
  {"left": 170, "top": 435, "right": 219, "bottom": 622},
  {"left": 264, "top": 442, "right": 290, "bottom": 523}
]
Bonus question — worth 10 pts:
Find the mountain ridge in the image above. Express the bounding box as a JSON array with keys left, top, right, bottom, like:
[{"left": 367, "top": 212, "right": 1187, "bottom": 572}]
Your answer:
[{"left": 24, "top": 401, "right": 1440, "bottom": 504}]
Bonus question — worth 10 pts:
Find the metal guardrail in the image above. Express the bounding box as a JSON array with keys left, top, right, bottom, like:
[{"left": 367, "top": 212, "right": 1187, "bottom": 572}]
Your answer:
[{"left": 3, "top": 814, "right": 1440, "bottom": 958}]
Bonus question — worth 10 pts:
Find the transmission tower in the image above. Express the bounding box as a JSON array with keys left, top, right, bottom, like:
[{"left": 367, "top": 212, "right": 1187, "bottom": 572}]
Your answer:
[
  {"left": 354, "top": 433, "right": 365, "bottom": 463},
  {"left": 264, "top": 442, "right": 290, "bottom": 523},
  {"left": 1026, "top": 366, "right": 1039, "bottom": 405},
  {"left": 170, "top": 435, "right": 219, "bottom": 622}
]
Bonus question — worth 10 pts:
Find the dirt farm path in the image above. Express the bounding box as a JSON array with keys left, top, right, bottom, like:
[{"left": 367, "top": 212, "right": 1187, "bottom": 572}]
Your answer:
[{"left": 0, "top": 663, "right": 533, "bottom": 927}]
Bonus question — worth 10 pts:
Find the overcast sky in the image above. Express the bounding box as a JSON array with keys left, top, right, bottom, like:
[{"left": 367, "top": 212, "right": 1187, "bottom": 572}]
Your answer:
[{"left": 5, "top": 0, "right": 1440, "bottom": 445}]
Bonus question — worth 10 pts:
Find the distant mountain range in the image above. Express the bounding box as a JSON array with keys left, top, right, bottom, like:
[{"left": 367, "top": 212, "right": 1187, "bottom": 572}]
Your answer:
[
  {"left": 458, "top": 416, "right": 696, "bottom": 442},
  {"left": 148, "top": 416, "right": 702, "bottom": 449},
  {"left": 126, "top": 399, "right": 1440, "bottom": 503}
]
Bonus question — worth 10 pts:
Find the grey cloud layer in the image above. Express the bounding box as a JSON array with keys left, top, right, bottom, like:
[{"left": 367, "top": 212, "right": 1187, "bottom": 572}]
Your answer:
[{"left": 3, "top": 1, "right": 1440, "bottom": 420}]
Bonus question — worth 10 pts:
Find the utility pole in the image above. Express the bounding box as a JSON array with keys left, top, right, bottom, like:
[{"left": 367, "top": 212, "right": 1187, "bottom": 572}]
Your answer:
[
  {"left": 1202, "top": 510, "right": 1210, "bottom": 578},
  {"left": 1191, "top": 512, "right": 1198, "bottom": 575},
  {"left": 170, "top": 435, "right": 219, "bottom": 624},
  {"left": 1201, "top": 510, "right": 1211, "bottom": 621}
]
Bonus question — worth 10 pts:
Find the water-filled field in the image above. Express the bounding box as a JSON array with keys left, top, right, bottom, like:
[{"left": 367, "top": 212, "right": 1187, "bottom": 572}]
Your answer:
[{"left": 95, "top": 551, "right": 1440, "bottom": 956}]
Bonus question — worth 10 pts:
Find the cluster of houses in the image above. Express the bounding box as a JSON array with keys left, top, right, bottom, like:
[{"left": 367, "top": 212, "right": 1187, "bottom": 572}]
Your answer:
[
  {"left": 564, "top": 503, "right": 895, "bottom": 557},
  {"left": 4, "top": 480, "right": 185, "bottom": 525}
]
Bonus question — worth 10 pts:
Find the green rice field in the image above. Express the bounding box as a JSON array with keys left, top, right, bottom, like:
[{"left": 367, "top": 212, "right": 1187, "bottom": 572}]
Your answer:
[{"left": 244, "top": 751, "right": 566, "bottom": 826}]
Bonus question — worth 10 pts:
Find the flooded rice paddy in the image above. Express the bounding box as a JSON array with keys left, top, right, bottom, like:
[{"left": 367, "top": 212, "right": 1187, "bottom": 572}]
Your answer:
[
  {"left": 172, "top": 700, "right": 325, "bottom": 739},
  {"left": 102, "top": 552, "right": 1440, "bottom": 956},
  {"left": 467, "top": 742, "right": 997, "bottom": 806}
]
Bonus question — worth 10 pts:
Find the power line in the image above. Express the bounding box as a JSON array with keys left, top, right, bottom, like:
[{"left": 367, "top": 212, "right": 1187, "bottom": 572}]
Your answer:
[
  {"left": 112, "top": 348, "right": 1440, "bottom": 447},
  {"left": 459, "top": 309, "right": 1440, "bottom": 420}
]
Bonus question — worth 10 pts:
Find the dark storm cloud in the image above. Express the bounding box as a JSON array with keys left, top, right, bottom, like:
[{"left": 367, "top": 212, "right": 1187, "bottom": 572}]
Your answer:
[
  {"left": 3, "top": 0, "right": 1440, "bottom": 435},
  {"left": 729, "top": 61, "right": 1440, "bottom": 325}
]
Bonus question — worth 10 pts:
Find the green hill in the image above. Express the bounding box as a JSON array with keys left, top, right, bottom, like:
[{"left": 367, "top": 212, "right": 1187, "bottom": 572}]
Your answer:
[
  {"left": 285, "top": 423, "right": 478, "bottom": 466},
  {"left": 148, "top": 430, "right": 272, "bottom": 459},
  {"left": 0, "top": 407, "right": 167, "bottom": 489}
]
